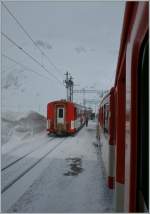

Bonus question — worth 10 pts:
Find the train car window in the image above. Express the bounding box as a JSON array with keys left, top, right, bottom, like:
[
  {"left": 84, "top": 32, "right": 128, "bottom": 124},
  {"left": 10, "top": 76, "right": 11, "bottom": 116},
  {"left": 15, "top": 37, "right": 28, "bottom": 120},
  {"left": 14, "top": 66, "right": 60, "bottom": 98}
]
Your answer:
[
  {"left": 74, "top": 107, "right": 77, "bottom": 118},
  {"left": 137, "top": 38, "right": 149, "bottom": 211},
  {"left": 104, "top": 104, "right": 109, "bottom": 134},
  {"left": 58, "top": 108, "right": 64, "bottom": 118}
]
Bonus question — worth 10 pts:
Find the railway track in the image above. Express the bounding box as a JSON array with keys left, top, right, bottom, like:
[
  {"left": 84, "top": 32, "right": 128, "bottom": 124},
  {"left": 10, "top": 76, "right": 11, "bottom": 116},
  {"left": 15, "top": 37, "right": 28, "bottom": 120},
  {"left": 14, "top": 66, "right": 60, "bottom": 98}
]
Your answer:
[
  {"left": 2, "top": 133, "right": 50, "bottom": 155},
  {"left": 2, "top": 136, "right": 56, "bottom": 171},
  {"left": 2, "top": 137, "right": 66, "bottom": 194}
]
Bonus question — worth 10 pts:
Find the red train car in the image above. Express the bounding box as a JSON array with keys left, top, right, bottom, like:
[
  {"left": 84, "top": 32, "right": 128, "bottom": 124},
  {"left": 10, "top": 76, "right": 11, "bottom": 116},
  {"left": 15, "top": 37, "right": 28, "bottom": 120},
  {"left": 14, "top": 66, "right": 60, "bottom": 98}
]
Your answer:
[
  {"left": 99, "top": 92, "right": 110, "bottom": 133},
  {"left": 98, "top": 88, "right": 115, "bottom": 190},
  {"left": 47, "top": 100, "right": 86, "bottom": 135},
  {"left": 98, "top": 2, "right": 148, "bottom": 212}
]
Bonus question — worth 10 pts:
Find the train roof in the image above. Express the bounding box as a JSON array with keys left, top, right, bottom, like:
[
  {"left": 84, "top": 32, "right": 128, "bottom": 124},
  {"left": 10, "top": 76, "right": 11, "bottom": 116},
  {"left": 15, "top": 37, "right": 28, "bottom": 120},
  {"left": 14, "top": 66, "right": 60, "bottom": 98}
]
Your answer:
[
  {"left": 99, "top": 87, "right": 115, "bottom": 107},
  {"left": 47, "top": 99, "right": 87, "bottom": 110},
  {"left": 100, "top": 92, "right": 110, "bottom": 106}
]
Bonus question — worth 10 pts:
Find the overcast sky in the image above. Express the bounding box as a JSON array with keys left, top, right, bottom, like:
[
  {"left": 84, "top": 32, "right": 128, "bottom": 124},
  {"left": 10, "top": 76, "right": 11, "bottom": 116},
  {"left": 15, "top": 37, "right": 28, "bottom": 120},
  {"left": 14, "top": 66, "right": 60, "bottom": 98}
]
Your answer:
[{"left": 2, "top": 1, "right": 125, "bottom": 112}]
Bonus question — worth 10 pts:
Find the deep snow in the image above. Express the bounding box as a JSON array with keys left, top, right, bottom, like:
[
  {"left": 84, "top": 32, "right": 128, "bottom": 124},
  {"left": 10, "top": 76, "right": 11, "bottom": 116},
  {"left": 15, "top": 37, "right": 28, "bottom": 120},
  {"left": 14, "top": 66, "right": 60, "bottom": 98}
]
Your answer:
[{"left": 1, "top": 110, "right": 46, "bottom": 146}]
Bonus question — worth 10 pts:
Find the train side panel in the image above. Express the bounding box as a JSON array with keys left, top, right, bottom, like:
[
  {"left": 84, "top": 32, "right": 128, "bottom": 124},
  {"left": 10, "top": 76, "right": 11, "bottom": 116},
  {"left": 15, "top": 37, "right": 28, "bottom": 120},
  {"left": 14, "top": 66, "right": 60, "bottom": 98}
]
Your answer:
[
  {"left": 114, "top": 2, "right": 148, "bottom": 212},
  {"left": 124, "top": 3, "right": 148, "bottom": 212},
  {"left": 99, "top": 96, "right": 109, "bottom": 179},
  {"left": 47, "top": 102, "right": 55, "bottom": 132},
  {"left": 66, "top": 102, "right": 76, "bottom": 134},
  {"left": 98, "top": 92, "right": 115, "bottom": 189}
]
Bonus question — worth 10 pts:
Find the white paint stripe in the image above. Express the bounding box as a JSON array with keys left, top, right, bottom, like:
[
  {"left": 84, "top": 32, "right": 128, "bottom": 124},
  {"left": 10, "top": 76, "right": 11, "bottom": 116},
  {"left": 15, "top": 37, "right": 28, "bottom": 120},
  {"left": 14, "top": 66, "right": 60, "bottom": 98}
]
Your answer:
[
  {"left": 108, "top": 144, "right": 115, "bottom": 177},
  {"left": 115, "top": 182, "right": 124, "bottom": 212},
  {"left": 47, "top": 120, "right": 49, "bottom": 129},
  {"left": 71, "top": 120, "right": 74, "bottom": 129},
  {"left": 47, "top": 120, "right": 50, "bottom": 129}
]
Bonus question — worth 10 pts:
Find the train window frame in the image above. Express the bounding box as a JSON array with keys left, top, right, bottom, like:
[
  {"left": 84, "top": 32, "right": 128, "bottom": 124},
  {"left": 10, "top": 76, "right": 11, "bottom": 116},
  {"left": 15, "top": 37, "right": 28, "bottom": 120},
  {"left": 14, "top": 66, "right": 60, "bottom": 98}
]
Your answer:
[
  {"left": 137, "top": 36, "right": 149, "bottom": 211},
  {"left": 58, "top": 108, "right": 64, "bottom": 118},
  {"left": 104, "top": 103, "right": 109, "bottom": 134}
]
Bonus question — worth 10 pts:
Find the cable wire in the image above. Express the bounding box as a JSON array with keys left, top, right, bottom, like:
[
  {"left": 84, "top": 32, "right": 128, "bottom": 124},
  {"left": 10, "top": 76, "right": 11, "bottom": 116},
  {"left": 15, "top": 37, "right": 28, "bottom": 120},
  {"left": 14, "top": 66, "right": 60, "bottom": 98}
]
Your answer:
[
  {"left": 2, "top": 54, "right": 54, "bottom": 81},
  {"left": 2, "top": 32, "right": 63, "bottom": 84},
  {"left": 2, "top": 1, "right": 64, "bottom": 77}
]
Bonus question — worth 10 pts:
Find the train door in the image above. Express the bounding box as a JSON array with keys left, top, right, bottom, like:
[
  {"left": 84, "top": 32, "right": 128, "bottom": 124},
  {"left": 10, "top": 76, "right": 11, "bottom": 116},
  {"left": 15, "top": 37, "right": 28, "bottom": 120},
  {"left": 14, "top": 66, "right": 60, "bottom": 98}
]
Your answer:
[
  {"left": 57, "top": 107, "right": 64, "bottom": 124},
  {"left": 56, "top": 106, "right": 64, "bottom": 125}
]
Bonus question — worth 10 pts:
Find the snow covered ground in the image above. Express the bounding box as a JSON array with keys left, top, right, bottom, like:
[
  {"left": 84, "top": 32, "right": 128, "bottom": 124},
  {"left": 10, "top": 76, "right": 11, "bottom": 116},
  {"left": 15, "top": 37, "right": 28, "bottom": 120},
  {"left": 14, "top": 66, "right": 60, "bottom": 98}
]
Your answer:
[
  {"left": 2, "top": 113, "right": 114, "bottom": 212},
  {"left": 1, "top": 110, "right": 46, "bottom": 146}
]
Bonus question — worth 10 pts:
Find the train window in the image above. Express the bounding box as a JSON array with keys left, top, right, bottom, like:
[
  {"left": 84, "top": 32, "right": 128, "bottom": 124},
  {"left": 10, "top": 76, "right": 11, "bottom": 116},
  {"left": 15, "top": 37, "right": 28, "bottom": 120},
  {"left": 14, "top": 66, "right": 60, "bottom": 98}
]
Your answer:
[
  {"left": 137, "top": 38, "right": 149, "bottom": 211},
  {"left": 74, "top": 107, "right": 77, "bottom": 117},
  {"left": 58, "top": 108, "right": 64, "bottom": 118},
  {"left": 104, "top": 104, "right": 109, "bottom": 134}
]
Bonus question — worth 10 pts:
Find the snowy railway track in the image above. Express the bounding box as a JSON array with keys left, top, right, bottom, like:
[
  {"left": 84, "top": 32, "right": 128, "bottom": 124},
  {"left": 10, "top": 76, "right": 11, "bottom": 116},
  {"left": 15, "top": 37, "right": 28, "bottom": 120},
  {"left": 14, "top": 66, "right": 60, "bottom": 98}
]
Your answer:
[
  {"left": 2, "top": 136, "right": 56, "bottom": 171},
  {"left": 2, "top": 137, "right": 66, "bottom": 194}
]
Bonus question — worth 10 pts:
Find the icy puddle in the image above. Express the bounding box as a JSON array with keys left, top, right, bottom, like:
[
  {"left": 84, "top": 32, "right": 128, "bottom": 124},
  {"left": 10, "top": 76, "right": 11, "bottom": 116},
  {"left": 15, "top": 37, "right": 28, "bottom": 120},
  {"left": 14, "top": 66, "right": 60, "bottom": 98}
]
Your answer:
[{"left": 64, "top": 157, "right": 84, "bottom": 176}]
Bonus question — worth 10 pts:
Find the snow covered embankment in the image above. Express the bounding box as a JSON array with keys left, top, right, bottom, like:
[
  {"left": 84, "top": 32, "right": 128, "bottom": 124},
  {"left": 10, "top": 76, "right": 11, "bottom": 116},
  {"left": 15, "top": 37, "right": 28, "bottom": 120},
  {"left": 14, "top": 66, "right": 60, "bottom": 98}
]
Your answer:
[{"left": 1, "top": 111, "right": 46, "bottom": 145}]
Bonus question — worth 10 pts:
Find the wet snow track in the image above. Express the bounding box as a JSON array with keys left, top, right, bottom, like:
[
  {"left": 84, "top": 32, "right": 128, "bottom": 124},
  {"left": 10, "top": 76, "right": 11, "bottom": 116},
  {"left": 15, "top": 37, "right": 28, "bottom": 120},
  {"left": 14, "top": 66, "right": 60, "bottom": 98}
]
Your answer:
[
  {"left": 2, "top": 136, "right": 56, "bottom": 171},
  {"left": 2, "top": 137, "right": 66, "bottom": 194}
]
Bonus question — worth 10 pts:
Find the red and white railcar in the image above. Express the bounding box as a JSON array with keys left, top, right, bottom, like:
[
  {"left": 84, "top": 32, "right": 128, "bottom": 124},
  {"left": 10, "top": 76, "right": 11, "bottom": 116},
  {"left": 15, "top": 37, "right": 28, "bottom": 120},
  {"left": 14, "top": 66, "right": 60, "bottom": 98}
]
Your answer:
[
  {"left": 47, "top": 100, "right": 86, "bottom": 135},
  {"left": 98, "top": 88, "right": 115, "bottom": 190},
  {"left": 114, "top": 2, "right": 148, "bottom": 212},
  {"left": 98, "top": 2, "right": 148, "bottom": 212}
]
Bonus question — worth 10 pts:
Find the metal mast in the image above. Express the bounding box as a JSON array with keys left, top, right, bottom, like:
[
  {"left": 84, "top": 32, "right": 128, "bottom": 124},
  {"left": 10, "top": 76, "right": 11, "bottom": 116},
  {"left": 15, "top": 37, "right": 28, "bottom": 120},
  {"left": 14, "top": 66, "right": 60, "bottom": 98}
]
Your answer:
[{"left": 64, "top": 72, "right": 74, "bottom": 102}]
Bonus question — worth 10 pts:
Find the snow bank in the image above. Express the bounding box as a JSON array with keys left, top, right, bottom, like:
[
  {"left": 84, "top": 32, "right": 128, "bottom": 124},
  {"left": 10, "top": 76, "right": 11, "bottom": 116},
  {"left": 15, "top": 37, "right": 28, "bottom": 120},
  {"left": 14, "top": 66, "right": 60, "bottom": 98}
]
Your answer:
[{"left": 1, "top": 111, "right": 46, "bottom": 145}]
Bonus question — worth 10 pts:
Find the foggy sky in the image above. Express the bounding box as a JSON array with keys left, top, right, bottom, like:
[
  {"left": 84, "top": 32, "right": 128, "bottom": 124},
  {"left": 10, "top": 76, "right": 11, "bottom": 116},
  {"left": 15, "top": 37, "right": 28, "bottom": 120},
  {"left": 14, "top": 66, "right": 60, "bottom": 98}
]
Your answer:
[{"left": 2, "top": 1, "right": 125, "bottom": 111}]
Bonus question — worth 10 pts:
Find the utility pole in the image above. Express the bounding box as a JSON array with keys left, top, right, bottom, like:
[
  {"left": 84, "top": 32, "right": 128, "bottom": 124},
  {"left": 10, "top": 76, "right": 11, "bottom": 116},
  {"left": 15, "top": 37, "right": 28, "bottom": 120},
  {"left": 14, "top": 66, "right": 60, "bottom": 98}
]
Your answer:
[
  {"left": 69, "top": 76, "right": 74, "bottom": 102},
  {"left": 64, "top": 71, "right": 74, "bottom": 102},
  {"left": 83, "top": 88, "right": 86, "bottom": 106},
  {"left": 64, "top": 71, "right": 69, "bottom": 101}
]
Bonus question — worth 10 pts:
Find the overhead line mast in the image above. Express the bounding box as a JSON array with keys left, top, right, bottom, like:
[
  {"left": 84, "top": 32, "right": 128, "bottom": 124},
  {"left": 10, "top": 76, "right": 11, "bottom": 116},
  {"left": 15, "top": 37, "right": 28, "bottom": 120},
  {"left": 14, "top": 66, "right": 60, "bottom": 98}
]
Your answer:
[
  {"left": 64, "top": 72, "right": 74, "bottom": 102},
  {"left": 73, "top": 88, "right": 104, "bottom": 106}
]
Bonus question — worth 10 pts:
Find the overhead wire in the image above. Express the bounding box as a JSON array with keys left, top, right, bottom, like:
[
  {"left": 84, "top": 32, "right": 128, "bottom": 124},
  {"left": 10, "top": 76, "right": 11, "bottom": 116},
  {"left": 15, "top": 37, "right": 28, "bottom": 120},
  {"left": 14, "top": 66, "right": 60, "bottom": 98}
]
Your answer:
[
  {"left": 1, "top": 1, "right": 64, "bottom": 78},
  {"left": 2, "top": 32, "right": 63, "bottom": 84},
  {"left": 2, "top": 54, "right": 54, "bottom": 81}
]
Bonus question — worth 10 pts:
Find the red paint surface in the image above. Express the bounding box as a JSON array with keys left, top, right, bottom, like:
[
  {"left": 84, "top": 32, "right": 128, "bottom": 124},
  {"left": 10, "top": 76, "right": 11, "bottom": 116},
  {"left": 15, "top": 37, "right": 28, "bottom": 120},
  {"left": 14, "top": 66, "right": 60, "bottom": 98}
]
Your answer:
[{"left": 114, "top": 2, "right": 148, "bottom": 212}]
